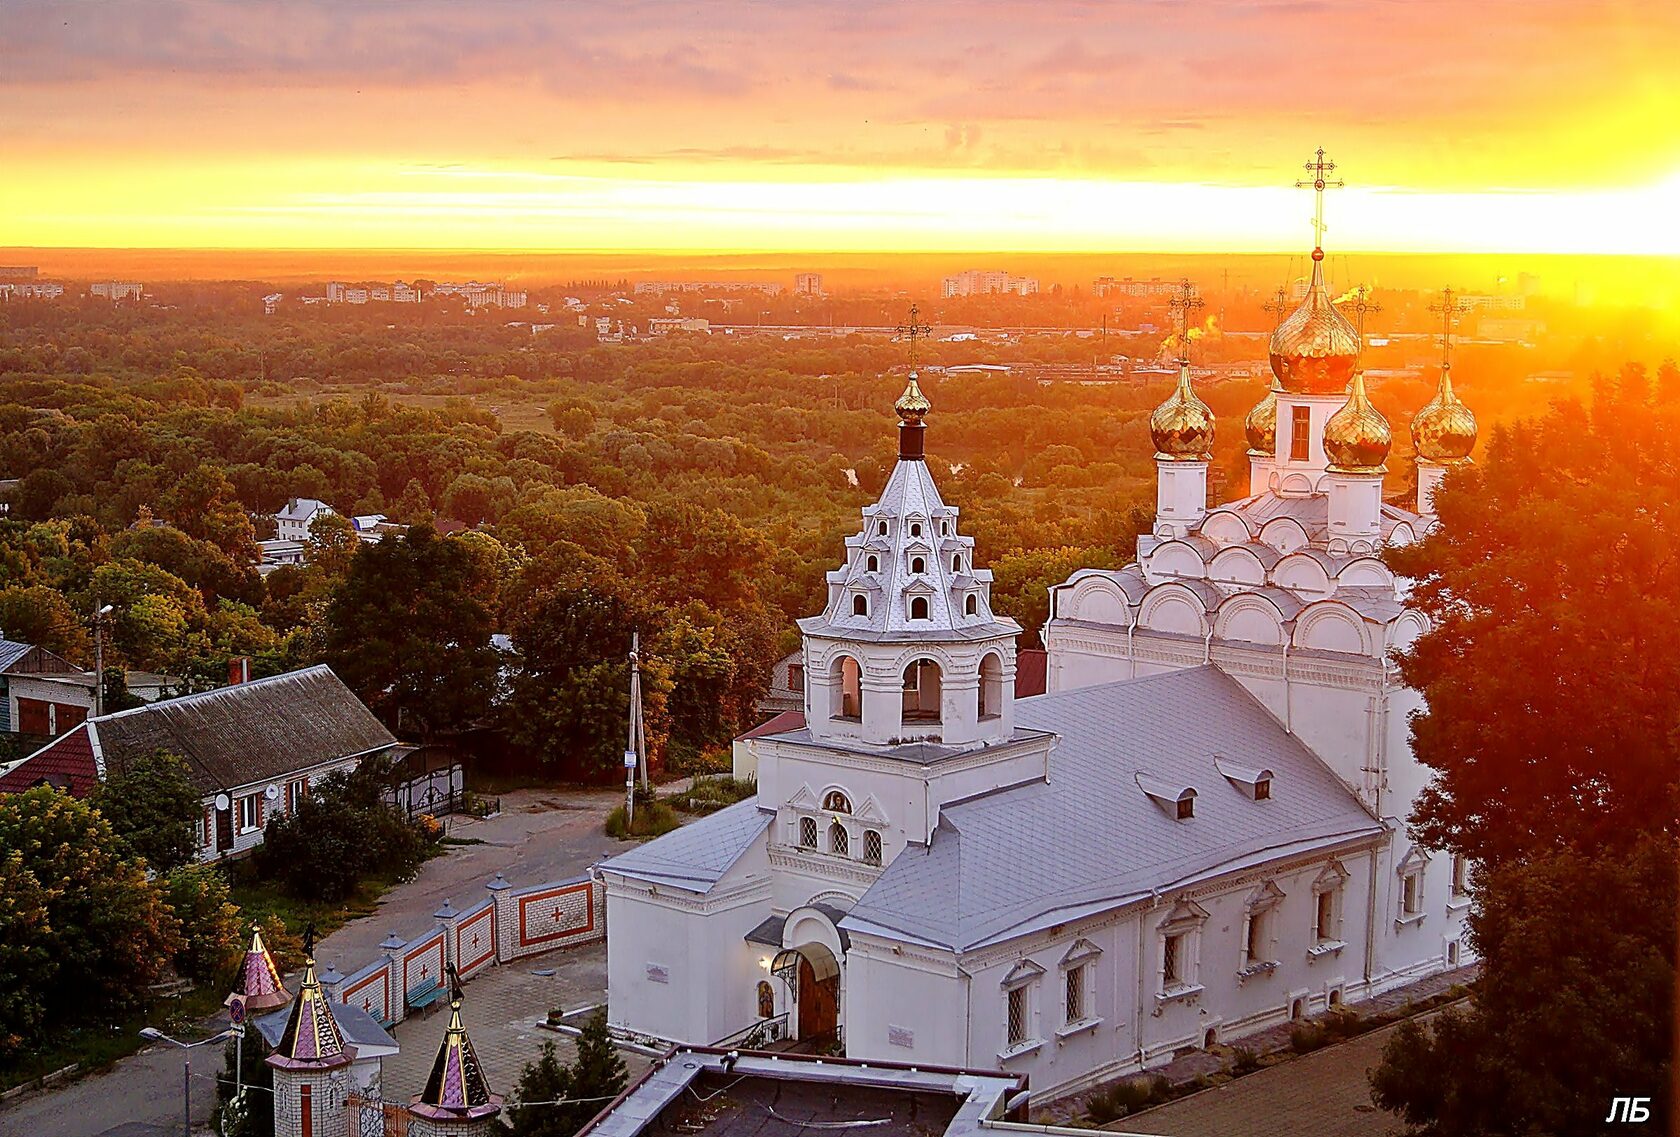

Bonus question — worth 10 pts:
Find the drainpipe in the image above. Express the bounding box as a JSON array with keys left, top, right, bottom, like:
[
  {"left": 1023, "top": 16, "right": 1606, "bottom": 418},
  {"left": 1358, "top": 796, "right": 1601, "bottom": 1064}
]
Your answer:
[
  {"left": 1203, "top": 624, "right": 1214, "bottom": 665},
  {"left": 1365, "top": 844, "right": 1379, "bottom": 994},
  {"left": 1127, "top": 619, "right": 1137, "bottom": 679},
  {"left": 1281, "top": 640, "right": 1293, "bottom": 734},
  {"left": 960, "top": 962, "right": 973, "bottom": 1067},
  {"left": 1136, "top": 891, "right": 1159, "bottom": 1070}
]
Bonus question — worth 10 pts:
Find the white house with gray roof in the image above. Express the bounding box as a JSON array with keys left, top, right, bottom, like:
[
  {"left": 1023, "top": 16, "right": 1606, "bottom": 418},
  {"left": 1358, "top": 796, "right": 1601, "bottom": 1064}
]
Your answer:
[{"left": 599, "top": 328, "right": 1474, "bottom": 1097}]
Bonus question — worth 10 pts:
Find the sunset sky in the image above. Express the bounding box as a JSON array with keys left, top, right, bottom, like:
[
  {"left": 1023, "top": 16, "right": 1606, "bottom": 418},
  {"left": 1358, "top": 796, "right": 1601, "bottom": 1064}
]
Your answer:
[{"left": 5, "top": 0, "right": 1680, "bottom": 254}]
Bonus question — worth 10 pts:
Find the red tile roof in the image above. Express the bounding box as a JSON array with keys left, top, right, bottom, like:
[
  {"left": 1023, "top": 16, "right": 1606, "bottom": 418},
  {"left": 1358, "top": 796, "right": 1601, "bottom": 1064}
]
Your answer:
[
  {"left": 1014, "top": 649, "right": 1048, "bottom": 698},
  {"left": 0, "top": 725, "right": 99, "bottom": 796},
  {"left": 738, "top": 710, "right": 806, "bottom": 741}
]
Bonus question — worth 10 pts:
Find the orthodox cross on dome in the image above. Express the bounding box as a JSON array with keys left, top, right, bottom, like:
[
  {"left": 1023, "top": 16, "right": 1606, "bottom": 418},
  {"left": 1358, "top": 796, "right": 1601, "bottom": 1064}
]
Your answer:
[
  {"left": 895, "top": 303, "right": 932, "bottom": 368},
  {"left": 1346, "top": 286, "right": 1381, "bottom": 342},
  {"left": 1263, "top": 285, "right": 1290, "bottom": 328},
  {"left": 302, "top": 922, "right": 316, "bottom": 957},
  {"left": 1295, "top": 147, "right": 1344, "bottom": 254},
  {"left": 1167, "top": 279, "right": 1205, "bottom": 365},
  {"left": 1429, "top": 286, "right": 1472, "bottom": 372}
]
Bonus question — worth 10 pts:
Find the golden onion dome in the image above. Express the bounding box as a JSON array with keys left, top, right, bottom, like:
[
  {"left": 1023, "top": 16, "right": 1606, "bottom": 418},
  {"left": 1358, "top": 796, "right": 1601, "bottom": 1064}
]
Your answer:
[
  {"left": 1268, "top": 251, "right": 1362, "bottom": 396},
  {"left": 895, "top": 374, "right": 931, "bottom": 423},
  {"left": 1324, "top": 371, "right": 1392, "bottom": 473},
  {"left": 1244, "top": 388, "right": 1277, "bottom": 455},
  {"left": 1150, "top": 363, "right": 1216, "bottom": 461},
  {"left": 1411, "top": 368, "right": 1477, "bottom": 463}
]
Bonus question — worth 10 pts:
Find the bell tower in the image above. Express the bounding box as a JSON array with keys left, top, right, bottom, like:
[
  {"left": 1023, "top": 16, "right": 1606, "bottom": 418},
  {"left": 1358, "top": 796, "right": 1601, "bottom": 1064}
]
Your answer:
[{"left": 799, "top": 322, "right": 1021, "bottom": 749}]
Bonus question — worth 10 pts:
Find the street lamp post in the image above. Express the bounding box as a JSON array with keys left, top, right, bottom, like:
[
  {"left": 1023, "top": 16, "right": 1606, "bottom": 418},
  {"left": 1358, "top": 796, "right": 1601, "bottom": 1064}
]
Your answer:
[
  {"left": 139, "top": 1026, "right": 240, "bottom": 1137},
  {"left": 92, "top": 603, "right": 113, "bottom": 717}
]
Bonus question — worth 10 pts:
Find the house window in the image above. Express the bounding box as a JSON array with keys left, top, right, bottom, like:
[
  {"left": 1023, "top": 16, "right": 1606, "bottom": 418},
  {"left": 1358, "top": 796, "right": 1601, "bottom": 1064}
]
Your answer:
[
  {"left": 877, "top": 521, "right": 888, "bottom": 536},
  {"left": 1244, "top": 909, "right": 1269, "bottom": 967},
  {"left": 1254, "top": 777, "right": 1271, "bottom": 800},
  {"left": 1176, "top": 796, "right": 1194, "bottom": 820},
  {"left": 1402, "top": 872, "right": 1422, "bottom": 916},
  {"left": 286, "top": 778, "right": 308, "bottom": 813},
  {"left": 866, "top": 555, "right": 879, "bottom": 572},
  {"left": 910, "top": 556, "right": 925, "bottom": 574},
  {"left": 1162, "top": 933, "right": 1185, "bottom": 987},
  {"left": 852, "top": 594, "right": 868, "bottom": 616},
  {"left": 965, "top": 594, "right": 978, "bottom": 616},
  {"left": 236, "top": 794, "right": 260, "bottom": 834},
  {"left": 822, "top": 790, "right": 852, "bottom": 814},
  {"left": 940, "top": 521, "right": 949, "bottom": 535},
  {"left": 829, "top": 821, "right": 849, "bottom": 857},
  {"left": 952, "top": 554, "right": 962, "bottom": 573},
  {"left": 799, "top": 817, "right": 818, "bottom": 848},
  {"left": 1450, "top": 854, "right": 1469, "bottom": 898},
  {"left": 863, "top": 829, "right": 883, "bottom": 866},
  {"left": 1064, "top": 965, "right": 1085, "bottom": 1026},
  {"left": 1006, "top": 985, "right": 1029, "bottom": 1048},
  {"left": 910, "top": 522, "right": 922, "bottom": 537},
  {"left": 1290, "top": 406, "right": 1311, "bottom": 461},
  {"left": 1316, "top": 889, "right": 1336, "bottom": 942},
  {"left": 910, "top": 596, "right": 930, "bottom": 620}
]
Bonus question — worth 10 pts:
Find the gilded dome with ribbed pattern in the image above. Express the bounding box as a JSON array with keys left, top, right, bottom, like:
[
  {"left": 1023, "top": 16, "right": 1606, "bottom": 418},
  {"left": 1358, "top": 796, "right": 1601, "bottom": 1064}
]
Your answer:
[
  {"left": 1269, "top": 251, "right": 1361, "bottom": 396},
  {"left": 1244, "top": 388, "right": 1277, "bottom": 455},
  {"left": 1150, "top": 363, "right": 1215, "bottom": 461},
  {"left": 1324, "top": 371, "right": 1391, "bottom": 473},
  {"left": 1411, "top": 368, "right": 1477, "bottom": 463},
  {"left": 895, "top": 374, "right": 931, "bottom": 423}
]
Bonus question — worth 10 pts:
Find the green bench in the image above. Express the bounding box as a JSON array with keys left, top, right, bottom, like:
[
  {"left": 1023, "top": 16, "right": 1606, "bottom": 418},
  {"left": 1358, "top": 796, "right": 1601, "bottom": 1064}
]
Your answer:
[{"left": 406, "top": 977, "right": 445, "bottom": 1016}]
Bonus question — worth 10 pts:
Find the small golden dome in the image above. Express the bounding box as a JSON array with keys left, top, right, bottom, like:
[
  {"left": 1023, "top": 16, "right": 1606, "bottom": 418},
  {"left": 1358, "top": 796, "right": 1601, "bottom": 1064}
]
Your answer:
[
  {"left": 1324, "top": 371, "right": 1392, "bottom": 473},
  {"left": 1244, "top": 388, "right": 1277, "bottom": 455},
  {"left": 895, "top": 374, "right": 931, "bottom": 424},
  {"left": 1268, "top": 252, "right": 1361, "bottom": 396},
  {"left": 1411, "top": 368, "right": 1477, "bottom": 463},
  {"left": 1150, "top": 363, "right": 1215, "bottom": 461}
]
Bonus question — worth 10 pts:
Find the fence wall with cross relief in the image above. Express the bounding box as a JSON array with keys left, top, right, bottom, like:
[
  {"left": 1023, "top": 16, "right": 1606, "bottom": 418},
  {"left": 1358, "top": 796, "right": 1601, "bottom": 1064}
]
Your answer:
[{"left": 322, "top": 873, "right": 605, "bottom": 1026}]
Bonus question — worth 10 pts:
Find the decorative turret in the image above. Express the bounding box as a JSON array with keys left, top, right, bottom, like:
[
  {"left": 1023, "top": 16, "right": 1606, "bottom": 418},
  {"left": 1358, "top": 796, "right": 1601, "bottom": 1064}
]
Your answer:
[
  {"left": 227, "top": 926, "right": 291, "bottom": 1018},
  {"left": 797, "top": 308, "right": 1021, "bottom": 749},
  {"left": 1244, "top": 389, "right": 1277, "bottom": 456},
  {"left": 267, "top": 928, "right": 355, "bottom": 1137},
  {"left": 1413, "top": 288, "right": 1478, "bottom": 514},
  {"left": 408, "top": 968, "right": 501, "bottom": 1136},
  {"left": 1324, "top": 372, "right": 1392, "bottom": 475},
  {"left": 1268, "top": 252, "right": 1362, "bottom": 397},
  {"left": 1151, "top": 282, "right": 1215, "bottom": 537}
]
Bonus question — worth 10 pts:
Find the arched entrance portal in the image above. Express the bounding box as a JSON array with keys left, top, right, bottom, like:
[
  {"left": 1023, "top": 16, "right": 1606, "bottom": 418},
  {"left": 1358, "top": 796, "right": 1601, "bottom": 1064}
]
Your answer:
[{"left": 771, "top": 943, "right": 840, "bottom": 1043}]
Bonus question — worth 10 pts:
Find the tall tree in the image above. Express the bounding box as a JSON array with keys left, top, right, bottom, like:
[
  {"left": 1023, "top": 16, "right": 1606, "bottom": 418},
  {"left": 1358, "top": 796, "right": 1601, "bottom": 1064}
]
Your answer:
[
  {"left": 320, "top": 524, "right": 501, "bottom": 737},
  {"left": 92, "top": 750, "right": 203, "bottom": 872}
]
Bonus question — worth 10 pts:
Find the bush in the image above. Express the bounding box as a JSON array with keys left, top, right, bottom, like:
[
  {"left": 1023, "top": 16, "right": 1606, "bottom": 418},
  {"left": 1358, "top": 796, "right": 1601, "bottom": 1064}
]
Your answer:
[
  {"left": 1084, "top": 1075, "right": 1170, "bottom": 1123},
  {"left": 1232, "top": 1045, "right": 1261, "bottom": 1074},
  {"left": 92, "top": 750, "right": 201, "bottom": 872},
  {"left": 163, "top": 864, "right": 243, "bottom": 983},
  {"left": 604, "top": 799, "right": 681, "bottom": 839},
  {"left": 1323, "top": 1007, "right": 1364, "bottom": 1040},
  {"left": 254, "top": 759, "right": 439, "bottom": 902},
  {"left": 667, "top": 775, "right": 756, "bottom": 814},
  {"left": 1290, "top": 1021, "right": 1328, "bottom": 1053}
]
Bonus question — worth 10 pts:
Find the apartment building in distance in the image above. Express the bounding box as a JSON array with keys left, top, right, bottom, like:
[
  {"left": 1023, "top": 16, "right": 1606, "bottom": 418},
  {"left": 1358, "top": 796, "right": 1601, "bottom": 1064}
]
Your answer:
[
  {"left": 794, "top": 272, "right": 825, "bottom": 297},
  {"left": 632, "top": 280, "right": 784, "bottom": 296},
  {"left": 941, "top": 269, "right": 1039, "bottom": 298},
  {"left": 90, "top": 281, "right": 144, "bottom": 300},
  {"left": 1093, "top": 276, "right": 1180, "bottom": 299}
]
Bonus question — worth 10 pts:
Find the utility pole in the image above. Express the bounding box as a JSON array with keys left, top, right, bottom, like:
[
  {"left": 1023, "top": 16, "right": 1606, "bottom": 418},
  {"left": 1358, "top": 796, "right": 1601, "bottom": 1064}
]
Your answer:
[
  {"left": 182, "top": 1059, "right": 190, "bottom": 1137},
  {"left": 624, "top": 629, "right": 644, "bottom": 826},
  {"left": 92, "top": 603, "right": 112, "bottom": 717}
]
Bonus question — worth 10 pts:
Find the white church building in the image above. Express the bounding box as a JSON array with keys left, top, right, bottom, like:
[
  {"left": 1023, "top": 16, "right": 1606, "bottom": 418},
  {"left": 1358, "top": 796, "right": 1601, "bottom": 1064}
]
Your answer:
[{"left": 597, "top": 215, "right": 1481, "bottom": 1099}]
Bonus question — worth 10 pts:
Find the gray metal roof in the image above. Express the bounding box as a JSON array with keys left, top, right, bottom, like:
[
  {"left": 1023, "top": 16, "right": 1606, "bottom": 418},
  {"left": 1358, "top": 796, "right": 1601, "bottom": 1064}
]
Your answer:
[
  {"left": 599, "top": 799, "right": 771, "bottom": 893},
  {"left": 0, "top": 639, "right": 32, "bottom": 672},
  {"left": 843, "top": 665, "right": 1382, "bottom": 951},
  {"left": 256, "top": 1000, "right": 396, "bottom": 1056}
]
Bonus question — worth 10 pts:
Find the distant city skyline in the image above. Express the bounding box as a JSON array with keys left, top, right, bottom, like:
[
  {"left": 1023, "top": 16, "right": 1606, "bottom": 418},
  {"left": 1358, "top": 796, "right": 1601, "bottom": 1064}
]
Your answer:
[{"left": 3, "top": 1, "right": 1679, "bottom": 254}]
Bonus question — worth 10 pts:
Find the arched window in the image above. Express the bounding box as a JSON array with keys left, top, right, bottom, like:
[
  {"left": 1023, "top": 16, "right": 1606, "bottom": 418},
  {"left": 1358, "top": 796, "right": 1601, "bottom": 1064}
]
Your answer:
[
  {"left": 799, "top": 817, "right": 818, "bottom": 848},
  {"left": 902, "top": 659, "right": 942, "bottom": 723},
  {"left": 822, "top": 790, "right": 852, "bottom": 814},
  {"left": 965, "top": 594, "right": 978, "bottom": 616},
  {"left": 866, "top": 554, "right": 878, "bottom": 572},
  {"left": 978, "top": 652, "right": 1004, "bottom": 720},
  {"left": 829, "top": 821, "right": 849, "bottom": 857},
  {"left": 910, "top": 596, "right": 930, "bottom": 620},
  {"left": 941, "top": 521, "right": 949, "bottom": 535},
  {"left": 910, "top": 522, "right": 922, "bottom": 537},
  {"left": 757, "top": 980, "right": 775, "bottom": 1019},
  {"left": 863, "top": 829, "right": 883, "bottom": 866},
  {"left": 910, "top": 556, "right": 925, "bottom": 574},
  {"left": 831, "top": 656, "right": 861, "bottom": 720},
  {"left": 952, "top": 554, "right": 962, "bottom": 573},
  {"left": 877, "top": 520, "right": 888, "bottom": 535},
  {"left": 851, "top": 594, "right": 868, "bottom": 617}
]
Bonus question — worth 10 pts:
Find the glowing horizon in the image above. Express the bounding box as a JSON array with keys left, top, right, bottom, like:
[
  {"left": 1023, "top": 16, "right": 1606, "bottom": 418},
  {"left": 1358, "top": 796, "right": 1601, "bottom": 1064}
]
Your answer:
[{"left": 5, "top": 1, "right": 1680, "bottom": 256}]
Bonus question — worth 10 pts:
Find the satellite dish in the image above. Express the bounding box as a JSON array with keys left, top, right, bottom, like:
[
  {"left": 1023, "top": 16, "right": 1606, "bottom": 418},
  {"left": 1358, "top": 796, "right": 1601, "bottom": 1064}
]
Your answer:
[
  {"left": 265, "top": 784, "right": 280, "bottom": 801},
  {"left": 214, "top": 793, "right": 231, "bottom": 812}
]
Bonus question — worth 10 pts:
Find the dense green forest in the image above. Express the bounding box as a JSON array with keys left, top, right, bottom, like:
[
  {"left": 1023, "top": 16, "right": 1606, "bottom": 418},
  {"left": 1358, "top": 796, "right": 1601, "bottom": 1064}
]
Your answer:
[{"left": 0, "top": 300, "right": 1249, "bottom": 773}]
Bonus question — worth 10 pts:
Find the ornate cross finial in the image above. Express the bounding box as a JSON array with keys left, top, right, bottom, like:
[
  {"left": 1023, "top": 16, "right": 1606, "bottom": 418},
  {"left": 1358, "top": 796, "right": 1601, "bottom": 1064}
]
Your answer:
[
  {"left": 302, "top": 922, "right": 316, "bottom": 957},
  {"left": 1428, "top": 286, "right": 1472, "bottom": 372},
  {"left": 1263, "top": 285, "right": 1291, "bottom": 327},
  {"left": 1346, "top": 285, "right": 1381, "bottom": 341},
  {"left": 1295, "top": 147, "right": 1344, "bottom": 252},
  {"left": 447, "top": 964, "right": 463, "bottom": 1002},
  {"left": 1167, "top": 279, "right": 1205, "bottom": 364},
  {"left": 895, "top": 303, "right": 932, "bottom": 368}
]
